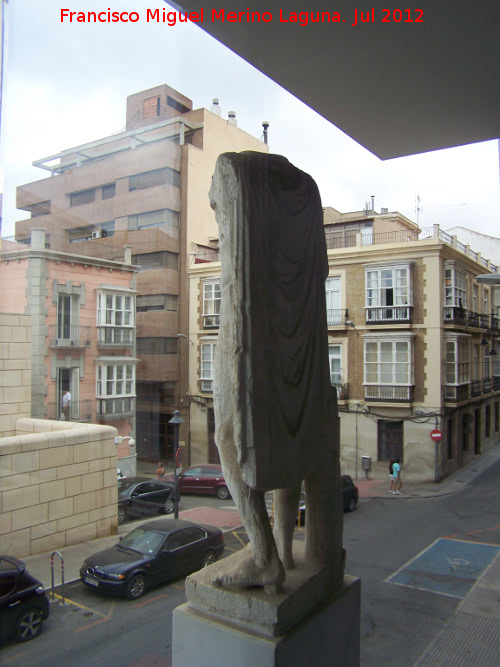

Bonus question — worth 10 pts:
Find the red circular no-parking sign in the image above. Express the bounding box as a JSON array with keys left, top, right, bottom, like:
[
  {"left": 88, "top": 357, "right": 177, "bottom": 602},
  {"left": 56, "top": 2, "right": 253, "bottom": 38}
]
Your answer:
[{"left": 430, "top": 429, "right": 443, "bottom": 441}]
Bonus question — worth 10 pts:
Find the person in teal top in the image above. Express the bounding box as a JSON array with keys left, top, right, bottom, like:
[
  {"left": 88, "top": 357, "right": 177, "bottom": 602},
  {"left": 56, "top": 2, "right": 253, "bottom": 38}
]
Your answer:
[{"left": 392, "top": 459, "right": 403, "bottom": 495}]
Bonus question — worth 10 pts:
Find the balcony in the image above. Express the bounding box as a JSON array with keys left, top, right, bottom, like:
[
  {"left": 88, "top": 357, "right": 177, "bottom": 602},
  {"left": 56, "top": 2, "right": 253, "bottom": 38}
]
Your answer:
[
  {"left": 444, "top": 384, "right": 470, "bottom": 402},
  {"left": 200, "top": 379, "right": 213, "bottom": 393},
  {"left": 333, "top": 382, "right": 349, "bottom": 400},
  {"left": 97, "top": 327, "right": 134, "bottom": 348},
  {"left": 326, "top": 309, "right": 349, "bottom": 326},
  {"left": 203, "top": 314, "right": 220, "bottom": 330},
  {"left": 444, "top": 308, "right": 500, "bottom": 331},
  {"left": 366, "top": 306, "right": 412, "bottom": 325},
  {"left": 365, "top": 385, "right": 414, "bottom": 402},
  {"left": 96, "top": 397, "right": 135, "bottom": 419},
  {"left": 46, "top": 399, "right": 93, "bottom": 422},
  {"left": 49, "top": 325, "right": 92, "bottom": 348}
]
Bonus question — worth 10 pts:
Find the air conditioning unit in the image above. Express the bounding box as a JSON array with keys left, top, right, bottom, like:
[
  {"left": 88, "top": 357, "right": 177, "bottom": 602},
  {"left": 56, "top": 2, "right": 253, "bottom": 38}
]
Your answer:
[{"left": 92, "top": 230, "right": 103, "bottom": 239}]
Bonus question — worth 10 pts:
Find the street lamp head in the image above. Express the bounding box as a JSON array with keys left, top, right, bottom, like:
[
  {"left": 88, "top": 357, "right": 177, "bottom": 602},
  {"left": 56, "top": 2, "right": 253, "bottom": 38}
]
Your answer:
[
  {"left": 169, "top": 409, "right": 185, "bottom": 425},
  {"left": 476, "top": 273, "right": 500, "bottom": 284}
]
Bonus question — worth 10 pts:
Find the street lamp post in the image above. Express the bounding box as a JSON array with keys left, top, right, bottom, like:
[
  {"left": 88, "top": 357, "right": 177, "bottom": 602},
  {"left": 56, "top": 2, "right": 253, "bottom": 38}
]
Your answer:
[{"left": 168, "top": 410, "right": 185, "bottom": 519}]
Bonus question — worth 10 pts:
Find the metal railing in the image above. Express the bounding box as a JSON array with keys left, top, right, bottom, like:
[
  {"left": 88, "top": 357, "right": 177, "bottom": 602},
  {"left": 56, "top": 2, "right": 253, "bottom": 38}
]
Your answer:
[
  {"left": 49, "top": 324, "right": 92, "bottom": 348},
  {"left": 366, "top": 306, "right": 412, "bottom": 324},
  {"left": 444, "top": 308, "right": 500, "bottom": 331},
  {"left": 203, "top": 314, "right": 220, "bottom": 329},
  {"left": 326, "top": 309, "right": 349, "bottom": 326},
  {"left": 365, "top": 385, "right": 414, "bottom": 402},
  {"left": 96, "top": 397, "right": 135, "bottom": 419},
  {"left": 200, "top": 379, "right": 213, "bottom": 393},
  {"left": 97, "top": 327, "right": 134, "bottom": 347},
  {"left": 46, "top": 399, "right": 93, "bottom": 422}
]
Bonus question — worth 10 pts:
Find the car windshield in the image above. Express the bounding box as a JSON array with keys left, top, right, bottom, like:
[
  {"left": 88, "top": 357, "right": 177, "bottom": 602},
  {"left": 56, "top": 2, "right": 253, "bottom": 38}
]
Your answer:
[
  {"left": 119, "top": 528, "right": 165, "bottom": 555},
  {"left": 118, "top": 479, "right": 139, "bottom": 494}
]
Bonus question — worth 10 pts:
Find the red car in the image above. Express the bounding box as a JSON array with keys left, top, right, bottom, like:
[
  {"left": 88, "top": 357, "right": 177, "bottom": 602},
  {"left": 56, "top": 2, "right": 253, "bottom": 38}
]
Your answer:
[{"left": 165, "top": 464, "right": 230, "bottom": 500}]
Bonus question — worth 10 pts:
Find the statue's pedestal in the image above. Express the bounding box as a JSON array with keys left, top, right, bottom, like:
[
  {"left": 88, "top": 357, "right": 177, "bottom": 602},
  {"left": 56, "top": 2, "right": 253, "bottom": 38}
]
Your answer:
[{"left": 172, "top": 545, "right": 360, "bottom": 666}]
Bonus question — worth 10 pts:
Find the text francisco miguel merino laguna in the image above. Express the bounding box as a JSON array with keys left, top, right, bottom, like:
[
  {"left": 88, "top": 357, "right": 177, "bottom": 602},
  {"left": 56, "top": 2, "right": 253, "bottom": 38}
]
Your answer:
[{"left": 60, "top": 7, "right": 424, "bottom": 26}]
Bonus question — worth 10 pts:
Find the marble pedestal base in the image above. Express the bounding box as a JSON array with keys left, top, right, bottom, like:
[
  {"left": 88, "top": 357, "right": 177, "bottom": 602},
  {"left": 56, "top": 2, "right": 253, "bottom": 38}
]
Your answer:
[{"left": 173, "top": 574, "right": 360, "bottom": 667}]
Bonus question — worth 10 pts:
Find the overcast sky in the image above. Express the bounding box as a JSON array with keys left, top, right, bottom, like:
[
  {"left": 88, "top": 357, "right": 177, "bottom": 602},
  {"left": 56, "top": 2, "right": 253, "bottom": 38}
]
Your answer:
[{"left": 1, "top": 0, "right": 499, "bottom": 241}]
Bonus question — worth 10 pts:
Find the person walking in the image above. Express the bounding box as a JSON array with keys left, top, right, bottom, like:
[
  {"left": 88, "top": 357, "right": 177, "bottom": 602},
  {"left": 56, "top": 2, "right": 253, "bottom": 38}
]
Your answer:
[
  {"left": 156, "top": 461, "right": 165, "bottom": 479},
  {"left": 389, "top": 459, "right": 397, "bottom": 494},
  {"left": 392, "top": 458, "right": 403, "bottom": 495},
  {"left": 62, "top": 390, "right": 71, "bottom": 420}
]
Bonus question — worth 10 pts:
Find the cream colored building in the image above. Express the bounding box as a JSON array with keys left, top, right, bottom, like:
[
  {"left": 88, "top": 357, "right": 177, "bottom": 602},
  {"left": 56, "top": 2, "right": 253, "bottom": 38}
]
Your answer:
[
  {"left": 10, "top": 84, "right": 268, "bottom": 466},
  {"left": 187, "top": 208, "right": 500, "bottom": 481}
]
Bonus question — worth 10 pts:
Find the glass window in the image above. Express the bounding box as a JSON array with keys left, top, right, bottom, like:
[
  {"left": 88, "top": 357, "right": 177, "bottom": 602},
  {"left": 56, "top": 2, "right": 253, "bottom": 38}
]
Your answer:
[
  {"left": 328, "top": 344, "right": 342, "bottom": 389},
  {"left": 136, "top": 337, "right": 178, "bottom": 355},
  {"left": 96, "top": 363, "right": 135, "bottom": 398},
  {"left": 364, "top": 339, "right": 411, "bottom": 385},
  {"left": 136, "top": 294, "right": 178, "bottom": 312},
  {"left": 201, "top": 342, "right": 216, "bottom": 392},
  {"left": 445, "top": 338, "right": 470, "bottom": 385},
  {"left": 325, "top": 277, "right": 342, "bottom": 325},
  {"left": 203, "top": 280, "right": 221, "bottom": 328},
  {"left": 102, "top": 183, "right": 116, "bottom": 200},
  {"left": 97, "top": 293, "right": 134, "bottom": 327},
  {"left": 132, "top": 251, "right": 178, "bottom": 271},
  {"left": 70, "top": 188, "right": 95, "bottom": 207}
]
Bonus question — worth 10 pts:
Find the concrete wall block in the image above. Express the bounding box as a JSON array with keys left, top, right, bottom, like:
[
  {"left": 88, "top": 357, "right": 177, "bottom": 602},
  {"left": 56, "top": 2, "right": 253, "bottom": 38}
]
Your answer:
[
  {"left": 30, "top": 468, "right": 57, "bottom": 485},
  {"left": 3, "top": 484, "right": 40, "bottom": 511},
  {"left": 65, "top": 476, "right": 82, "bottom": 497},
  {"left": 15, "top": 418, "right": 36, "bottom": 433},
  {"left": 89, "top": 504, "right": 116, "bottom": 523},
  {"left": 1, "top": 472, "right": 31, "bottom": 491},
  {"left": 34, "top": 430, "right": 67, "bottom": 449},
  {"left": 0, "top": 414, "right": 14, "bottom": 433},
  {"left": 56, "top": 462, "right": 87, "bottom": 479},
  {"left": 0, "top": 326, "right": 13, "bottom": 342},
  {"left": 95, "top": 486, "right": 112, "bottom": 508},
  {"left": 33, "top": 419, "right": 58, "bottom": 433},
  {"left": 20, "top": 432, "right": 50, "bottom": 452},
  {"left": 31, "top": 520, "right": 58, "bottom": 541},
  {"left": 0, "top": 454, "right": 12, "bottom": 478},
  {"left": 0, "top": 511, "right": 12, "bottom": 535},
  {"left": 0, "top": 370, "right": 22, "bottom": 387},
  {"left": 4, "top": 359, "right": 28, "bottom": 371},
  {"left": 81, "top": 471, "right": 104, "bottom": 493},
  {"left": 0, "top": 314, "right": 21, "bottom": 327},
  {"left": 75, "top": 492, "right": 97, "bottom": 513},
  {"left": 74, "top": 441, "right": 97, "bottom": 464},
  {"left": 0, "top": 403, "right": 20, "bottom": 415},
  {"left": 6, "top": 386, "right": 31, "bottom": 403},
  {"left": 11, "top": 449, "right": 41, "bottom": 474},
  {"left": 48, "top": 497, "right": 74, "bottom": 521},
  {"left": 65, "top": 522, "right": 97, "bottom": 546},
  {"left": 88, "top": 457, "right": 112, "bottom": 473},
  {"left": 0, "top": 436, "right": 22, "bottom": 454},
  {"left": 98, "top": 440, "right": 119, "bottom": 459},
  {"left": 96, "top": 516, "right": 117, "bottom": 538},
  {"left": 40, "top": 479, "right": 66, "bottom": 504},
  {"left": 40, "top": 445, "right": 74, "bottom": 469},
  {"left": 84, "top": 424, "right": 118, "bottom": 441},
  {"left": 103, "top": 467, "right": 118, "bottom": 489},
  {"left": 57, "top": 511, "right": 90, "bottom": 532},
  {"left": 31, "top": 531, "right": 66, "bottom": 556},
  {"left": 11, "top": 504, "right": 48, "bottom": 532},
  {"left": 2, "top": 528, "right": 31, "bottom": 558},
  {"left": 12, "top": 328, "right": 27, "bottom": 343},
  {"left": 63, "top": 429, "right": 91, "bottom": 446}
]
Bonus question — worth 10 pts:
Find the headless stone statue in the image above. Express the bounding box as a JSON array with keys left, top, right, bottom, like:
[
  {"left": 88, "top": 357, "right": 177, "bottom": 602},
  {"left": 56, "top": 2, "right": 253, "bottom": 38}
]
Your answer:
[{"left": 209, "top": 151, "right": 344, "bottom": 593}]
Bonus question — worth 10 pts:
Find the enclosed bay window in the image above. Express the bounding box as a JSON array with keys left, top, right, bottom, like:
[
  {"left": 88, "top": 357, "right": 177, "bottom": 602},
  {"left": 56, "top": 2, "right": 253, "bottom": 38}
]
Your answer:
[
  {"left": 364, "top": 333, "right": 414, "bottom": 401},
  {"left": 444, "top": 334, "right": 471, "bottom": 401},
  {"left": 328, "top": 344, "right": 346, "bottom": 397},
  {"left": 201, "top": 341, "right": 216, "bottom": 392},
  {"left": 325, "top": 276, "right": 343, "bottom": 325},
  {"left": 96, "top": 289, "right": 135, "bottom": 347},
  {"left": 444, "top": 261, "right": 467, "bottom": 321},
  {"left": 96, "top": 358, "right": 136, "bottom": 418},
  {"left": 365, "top": 263, "right": 412, "bottom": 323},
  {"left": 203, "top": 280, "right": 221, "bottom": 329}
]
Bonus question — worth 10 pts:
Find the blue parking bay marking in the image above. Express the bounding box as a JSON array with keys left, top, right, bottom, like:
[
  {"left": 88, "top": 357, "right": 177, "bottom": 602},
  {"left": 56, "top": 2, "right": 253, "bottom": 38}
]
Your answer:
[{"left": 386, "top": 538, "right": 500, "bottom": 599}]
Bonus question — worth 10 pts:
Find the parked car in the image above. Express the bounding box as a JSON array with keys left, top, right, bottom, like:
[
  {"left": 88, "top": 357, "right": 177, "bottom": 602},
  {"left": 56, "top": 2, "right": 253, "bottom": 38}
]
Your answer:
[
  {"left": 80, "top": 518, "right": 224, "bottom": 600},
  {"left": 165, "top": 464, "right": 230, "bottom": 500},
  {"left": 297, "top": 475, "right": 359, "bottom": 524},
  {"left": 118, "top": 477, "right": 176, "bottom": 525},
  {"left": 0, "top": 555, "right": 50, "bottom": 643}
]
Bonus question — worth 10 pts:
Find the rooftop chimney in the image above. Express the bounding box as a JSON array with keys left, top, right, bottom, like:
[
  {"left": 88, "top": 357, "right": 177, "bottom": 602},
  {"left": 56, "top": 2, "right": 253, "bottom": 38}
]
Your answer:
[
  {"left": 262, "top": 121, "right": 269, "bottom": 145},
  {"left": 227, "top": 111, "right": 237, "bottom": 126},
  {"left": 211, "top": 98, "right": 221, "bottom": 116}
]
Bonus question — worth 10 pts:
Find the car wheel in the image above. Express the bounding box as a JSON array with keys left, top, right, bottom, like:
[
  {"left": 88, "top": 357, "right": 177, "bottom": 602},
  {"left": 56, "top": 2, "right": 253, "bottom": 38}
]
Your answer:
[
  {"left": 118, "top": 506, "right": 127, "bottom": 525},
  {"left": 126, "top": 574, "right": 147, "bottom": 600},
  {"left": 164, "top": 498, "right": 174, "bottom": 514},
  {"left": 348, "top": 497, "right": 357, "bottom": 512},
  {"left": 216, "top": 486, "right": 230, "bottom": 500},
  {"left": 201, "top": 550, "right": 216, "bottom": 567},
  {"left": 15, "top": 607, "right": 44, "bottom": 642}
]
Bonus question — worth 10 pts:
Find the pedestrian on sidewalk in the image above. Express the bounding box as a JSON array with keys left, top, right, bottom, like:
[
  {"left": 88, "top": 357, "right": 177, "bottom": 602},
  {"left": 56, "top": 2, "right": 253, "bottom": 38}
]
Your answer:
[
  {"left": 389, "top": 459, "right": 397, "bottom": 493},
  {"left": 156, "top": 461, "right": 165, "bottom": 479},
  {"left": 392, "top": 458, "right": 403, "bottom": 495}
]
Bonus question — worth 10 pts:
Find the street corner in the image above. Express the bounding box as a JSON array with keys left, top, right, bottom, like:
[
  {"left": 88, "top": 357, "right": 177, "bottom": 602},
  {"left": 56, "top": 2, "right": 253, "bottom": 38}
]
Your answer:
[{"left": 179, "top": 506, "right": 243, "bottom": 531}]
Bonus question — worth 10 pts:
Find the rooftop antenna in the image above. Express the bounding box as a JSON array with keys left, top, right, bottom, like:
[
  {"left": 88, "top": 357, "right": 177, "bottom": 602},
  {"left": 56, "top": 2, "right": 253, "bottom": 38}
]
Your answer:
[
  {"left": 415, "top": 192, "right": 423, "bottom": 225},
  {"left": 262, "top": 121, "right": 269, "bottom": 145}
]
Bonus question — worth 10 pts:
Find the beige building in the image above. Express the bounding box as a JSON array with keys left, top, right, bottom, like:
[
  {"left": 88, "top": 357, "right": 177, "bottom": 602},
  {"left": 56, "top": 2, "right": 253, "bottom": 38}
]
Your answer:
[
  {"left": 10, "top": 84, "right": 268, "bottom": 466},
  {"left": 187, "top": 208, "right": 500, "bottom": 481}
]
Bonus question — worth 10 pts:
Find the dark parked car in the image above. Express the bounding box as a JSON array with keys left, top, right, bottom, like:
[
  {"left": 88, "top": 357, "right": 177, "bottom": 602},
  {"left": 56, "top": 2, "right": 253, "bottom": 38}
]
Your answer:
[
  {"left": 118, "top": 477, "right": 176, "bottom": 525},
  {"left": 80, "top": 518, "right": 224, "bottom": 600},
  {"left": 297, "top": 475, "right": 359, "bottom": 524},
  {"left": 0, "top": 555, "right": 50, "bottom": 644},
  {"left": 165, "top": 464, "right": 230, "bottom": 500}
]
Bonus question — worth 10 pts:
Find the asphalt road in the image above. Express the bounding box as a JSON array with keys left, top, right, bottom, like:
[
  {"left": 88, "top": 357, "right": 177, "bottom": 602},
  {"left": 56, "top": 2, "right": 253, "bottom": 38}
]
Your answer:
[{"left": 1, "top": 462, "right": 499, "bottom": 666}]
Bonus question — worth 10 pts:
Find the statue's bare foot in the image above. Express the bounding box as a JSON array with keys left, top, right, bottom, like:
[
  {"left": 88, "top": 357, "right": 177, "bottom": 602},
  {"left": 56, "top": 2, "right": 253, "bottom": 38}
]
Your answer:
[{"left": 211, "top": 547, "right": 285, "bottom": 592}]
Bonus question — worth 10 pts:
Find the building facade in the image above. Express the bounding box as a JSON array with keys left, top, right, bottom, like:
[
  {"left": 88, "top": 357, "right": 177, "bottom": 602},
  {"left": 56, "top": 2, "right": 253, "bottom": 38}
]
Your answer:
[
  {"left": 0, "top": 228, "right": 138, "bottom": 471},
  {"left": 11, "top": 84, "right": 268, "bottom": 466},
  {"left": 187, "top": 208, "right": 500, "bottom": 481}
]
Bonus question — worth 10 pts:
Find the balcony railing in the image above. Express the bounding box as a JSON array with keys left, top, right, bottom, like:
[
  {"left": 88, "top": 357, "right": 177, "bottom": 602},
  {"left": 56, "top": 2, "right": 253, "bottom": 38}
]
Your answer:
[
  {"left": 97, "top": 327, "right": 134, "bottom": 347},
  {"left": 46, "top": 399, "right": 93, "bottom": 422},
  {"left": 203, "top": 314, "right": 220, "bottom": 329},
  {"left": 444, "top": 384, "right": 470, "bottom": 402},
  {"left": 326, "top": 309, "right": 349, "bottom": 326},
  {"left": 201, "top": 379, "right": 213, "bottom": 393},
  {"left": 49, "top": 324, "right": 92, "bottom": 348},
  {"left": 333, "top": 382, "right": 349, "bottom": 400},
  {"left": 366, "top": 306, "right": 412, "bottom": 324},
  {"left": 470, "top": 380, "right": 482, "bottom": 397},
  {"left": 444, "top": 308, "right": 500, "bottom": 331},
  {"left": 365, "top": 385, "right": 414, "bottom": 402},
  {"left": 96, "top": 397, "right": 135, "bottom": 419}
]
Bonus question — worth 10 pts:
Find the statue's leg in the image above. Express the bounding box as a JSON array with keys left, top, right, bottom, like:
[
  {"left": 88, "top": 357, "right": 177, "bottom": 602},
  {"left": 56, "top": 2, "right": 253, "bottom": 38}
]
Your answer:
[
  {"left": 273, "top": 486, "right": 301, "bottom": 569},
  {"left": 213, "top": 423, "right": 285, "bottom": 591}
]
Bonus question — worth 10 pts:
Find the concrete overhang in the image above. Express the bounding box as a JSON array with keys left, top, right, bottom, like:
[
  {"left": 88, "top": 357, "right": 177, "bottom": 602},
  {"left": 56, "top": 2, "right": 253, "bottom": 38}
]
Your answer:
[{"left": 169, "top": 0, "right": 500, "bottom": 160}]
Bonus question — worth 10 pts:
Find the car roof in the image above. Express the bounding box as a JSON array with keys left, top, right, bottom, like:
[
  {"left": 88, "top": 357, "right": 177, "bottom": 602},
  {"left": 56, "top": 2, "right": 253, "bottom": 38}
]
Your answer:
[
  {"left": 186, "top": 464, "right": 222, "bottom": 470},
  {"left": 120, "top": 477, "right": 173, "bottom": 485},
  {"left": 137, "top": 518, "right": 221, "bottom": 534},
  {"left": 0, "top": 555, "right": 25, "bottom": 575}
]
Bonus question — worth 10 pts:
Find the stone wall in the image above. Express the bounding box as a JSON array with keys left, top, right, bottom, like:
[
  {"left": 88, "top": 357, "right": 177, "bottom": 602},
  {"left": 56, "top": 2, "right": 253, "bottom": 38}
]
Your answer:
[
  {"left": 0, "top": 418, "right": 118, "bottom": 557},
  {"left": 0, "top": 313, "right": 32, "bottom": 436}
]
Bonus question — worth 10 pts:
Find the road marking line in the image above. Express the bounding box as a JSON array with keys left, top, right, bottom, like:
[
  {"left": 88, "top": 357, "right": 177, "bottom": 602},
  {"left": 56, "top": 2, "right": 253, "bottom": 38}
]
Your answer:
[
  {"left": 74, "top": 616, "right": 112, "bottom": 633},
  {"left": 1, "top": 650, "right": 29, "bottom": 663},
  {"left": 52, "top": 592, "right": 111, "bottom": 618},
  {"left": 133, "top": 593, "right": 167, "bottom": 608},
  {"left": 232, "top": 530, "right": 247, "bottom": 548},
  {"left": 465, "top": 530, "right": 484, "bottom": 535}
]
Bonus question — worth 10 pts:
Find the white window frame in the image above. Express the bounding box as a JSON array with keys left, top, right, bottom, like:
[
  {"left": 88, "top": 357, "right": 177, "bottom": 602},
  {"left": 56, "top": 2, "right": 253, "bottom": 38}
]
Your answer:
[
  {"left": 200, "top": 340, "right": 216, "bottom": 392},
  {"left": 202, "top": 279, "right": 221, "bottom": 328},
  {"left": 96, "top": 361, "right": 136, "bottom": 399},
  {"left": 365, "top": 263, "right": 412, "bottom": 309},
  {"left": 97, "top": 292, "right": 134, "bottom": 328},
  {"left": 444, "top": 261, "right": 467, "bottom": 308},
  {"left": 328, "top": 344, "right": 343, "bottom": 391},
  {"left": 325, "top": 276, "right": 342, "bottom": 325},
  {"left": 363, "top": 333, "right": 415, "bottom": 387},
  {"left": 444, "top": 334, "right": 471, "bottom": 385}
]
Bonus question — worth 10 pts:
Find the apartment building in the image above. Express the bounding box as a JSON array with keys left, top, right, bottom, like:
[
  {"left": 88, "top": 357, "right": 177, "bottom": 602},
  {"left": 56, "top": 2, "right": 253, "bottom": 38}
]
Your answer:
[
  {"left": 0, "top": 228, "right": 138, "bottom": 471},
  {"left": 11, "top": 84, "right": 268, "bottom": 465},
  {"left": 187, "top": 207, "right": 500, "bottom": 481}
]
